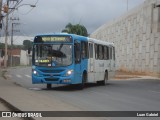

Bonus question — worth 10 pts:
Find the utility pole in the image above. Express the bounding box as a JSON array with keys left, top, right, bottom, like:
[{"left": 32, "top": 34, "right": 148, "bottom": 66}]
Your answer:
[
  {"left": 3, "top": 0, "right": 35, "bottom": 67},
  {"left": 4, "top": 0, "right": 9, "bottom": 68},
  {"left": 10, "top": 22, "right": 13, "bottom": 66},
  {"left": 0, "top": 0, "right": 2, "bottom": 29},
  {"left": 11, "top": 21, "right": 20, "bottom": 66}
]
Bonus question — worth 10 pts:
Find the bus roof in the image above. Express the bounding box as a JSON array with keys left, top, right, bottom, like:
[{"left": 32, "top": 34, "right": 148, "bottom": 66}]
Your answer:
[
  {"left": 89, "top": 38, "right": 114, "bottom": 46},
  {"left": 35, "top": 33, "right": 76, "bottom": 37},
  {"left": 34, "top": 33, "right": 114, "bottom": 46}
]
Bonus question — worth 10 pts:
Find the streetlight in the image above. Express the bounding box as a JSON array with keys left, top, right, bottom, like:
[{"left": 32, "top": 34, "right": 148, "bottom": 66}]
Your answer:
[
  {"left": 10, "top": 4, "right": 36, "bottom": 10},
  {"left": 4, "top": 2, "right": 36, "bottom": 68},
  {"left": 17, "top": 4, "right": 36, "bottom": 8}
]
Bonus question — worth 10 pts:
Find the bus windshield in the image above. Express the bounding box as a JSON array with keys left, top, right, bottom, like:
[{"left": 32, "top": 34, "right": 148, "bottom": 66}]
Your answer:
[{"left": 33, "top": 44, "right": 72, "bottom": 67}]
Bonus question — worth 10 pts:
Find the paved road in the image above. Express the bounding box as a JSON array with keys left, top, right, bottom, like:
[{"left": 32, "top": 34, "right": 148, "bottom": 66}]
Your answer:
[{"left": 7, "top": 67, "right": 160, "bottom": 119}]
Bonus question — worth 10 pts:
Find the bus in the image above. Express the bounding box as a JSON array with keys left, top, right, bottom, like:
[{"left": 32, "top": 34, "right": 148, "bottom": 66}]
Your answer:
[{"left": 32, "top": 33, "right": 115, "bottom": 89}]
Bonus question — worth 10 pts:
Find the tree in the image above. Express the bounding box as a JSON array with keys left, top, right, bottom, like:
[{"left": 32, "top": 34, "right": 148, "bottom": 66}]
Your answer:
[
  {"left": 0, "top": 43, "right": 5, "bottom": 49},
  {"left": 23, "top": 40, "right": 32, "bottom": 50},
  {"left": 62, "top": 23, "right": 88, "bottom": 37}
]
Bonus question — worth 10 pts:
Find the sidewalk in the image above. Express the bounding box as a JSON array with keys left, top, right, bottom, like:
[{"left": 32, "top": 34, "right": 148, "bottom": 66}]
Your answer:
[
  {"left": 0, "top": 69, "right": 22, "bottom": 120},
  {"left": 0, "top": 69, "right": 99, "bottom": 120}
]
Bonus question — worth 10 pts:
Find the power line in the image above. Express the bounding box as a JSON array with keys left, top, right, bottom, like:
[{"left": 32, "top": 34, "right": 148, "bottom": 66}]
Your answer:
[
  {"left": 15, "top": 0, "right": 39, "bottom": 15},
  {"left": 16, "top": 7, "right": 34, "bottom": 15},
  {"left": 2, "top": 0, "right": 23, "bottom": 18},
  {"left": 34, "top": 0, "right": 39, "bottom": 6}
]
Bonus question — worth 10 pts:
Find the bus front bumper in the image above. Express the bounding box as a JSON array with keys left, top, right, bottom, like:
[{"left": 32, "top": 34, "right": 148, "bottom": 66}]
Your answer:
[{"left": 32, "top": 75, "right": 74, "bottom": 85}]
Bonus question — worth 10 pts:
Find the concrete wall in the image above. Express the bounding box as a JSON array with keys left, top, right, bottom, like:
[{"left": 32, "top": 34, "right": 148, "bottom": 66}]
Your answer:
[
  {"left": 20, "top": 50, "right": 31, "bottom": 66},
  {"left": 91, "top": 0, "right": 160, "bottom": 75}
]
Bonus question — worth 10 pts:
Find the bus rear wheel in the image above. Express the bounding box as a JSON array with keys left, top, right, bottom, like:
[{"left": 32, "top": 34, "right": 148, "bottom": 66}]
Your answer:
[
  {"left": 97, "top": 72, "right": 108, "bottom": 86},
  {"left": 103, "top": 71, "right": 108, "bottom": 85},
  {"left": 47, "top": 84, "right": 52, "bottom": 89}
]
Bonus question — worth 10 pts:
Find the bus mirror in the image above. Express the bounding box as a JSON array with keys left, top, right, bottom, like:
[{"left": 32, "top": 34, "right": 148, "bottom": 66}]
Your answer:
[{"left": 28, "top": 48, "right": 31, "bottom": 54}]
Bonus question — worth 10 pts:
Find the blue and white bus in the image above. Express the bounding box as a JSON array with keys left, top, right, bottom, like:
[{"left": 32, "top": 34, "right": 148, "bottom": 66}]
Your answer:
[{"left": 32, "top": 33, "right": 115, "bottom": 89}]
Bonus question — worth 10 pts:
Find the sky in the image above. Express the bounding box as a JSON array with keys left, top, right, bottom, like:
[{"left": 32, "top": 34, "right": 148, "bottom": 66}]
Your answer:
[{"left": 2, "top": 0, "right": 144, "bottom": 37}]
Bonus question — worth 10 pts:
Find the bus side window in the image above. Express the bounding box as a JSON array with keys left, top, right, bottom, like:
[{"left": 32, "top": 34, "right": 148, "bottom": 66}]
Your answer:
[
  {"left": 81, "top": 41, "right": 88, "bottom": 59},
  {"left": 89, "top": 43, "right": 93, "bottom": 58},
  {"left": 74, "top": 41, "right": 81, "bottom": 64},
  {"left": 98, "top": 45, "right": 103, "bottom": 60},
  {"left": 98, "top": 45, "right": 100, "bottom": 59},
  {"left": 107, "top": 47, "right": 109, "bottom": 60},
  {"left": 104, "top": 46, "right": 108, "bottom": 60},
  {"left": 109, "top": 47, "right": 112, "bottom": 60},
  {"left": 102, "top": 46, "right": 104, "bottom": 60},
  {"left": 95, "top": 44, "right": 98, "bottom": 59},
  {"left": 113, "top": 47, "right": 115, "bottom": 60}
]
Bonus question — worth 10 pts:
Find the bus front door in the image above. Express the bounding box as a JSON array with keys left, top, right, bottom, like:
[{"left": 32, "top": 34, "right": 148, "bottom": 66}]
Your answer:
[{"left": 74, "top": 41, "right": 82, "bottom": 84}]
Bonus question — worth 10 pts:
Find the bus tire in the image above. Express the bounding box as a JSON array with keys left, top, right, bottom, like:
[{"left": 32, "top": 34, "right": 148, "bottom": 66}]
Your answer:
[
  {"left": 97, "top": 71, "right": 108, "bottom": 86},
  {"left": 78, "top": 72, "right": 87, "bottom": 90},
  {"left": 103, "top": 71, "right": 108, "bottom": 85},
  {"left": 47, "top": 84, "right": 52, "bottom": 89}
]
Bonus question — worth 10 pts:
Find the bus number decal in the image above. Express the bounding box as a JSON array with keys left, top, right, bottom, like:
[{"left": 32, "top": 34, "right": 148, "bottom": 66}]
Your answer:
[{"left": 35, "top": 59, "right": 50, "bottom": 63}]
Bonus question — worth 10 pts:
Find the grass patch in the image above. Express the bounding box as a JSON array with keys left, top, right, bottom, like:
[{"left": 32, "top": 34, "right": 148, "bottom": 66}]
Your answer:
[{"left": 1, "top": 70, "right": 7, "bottom": 79}]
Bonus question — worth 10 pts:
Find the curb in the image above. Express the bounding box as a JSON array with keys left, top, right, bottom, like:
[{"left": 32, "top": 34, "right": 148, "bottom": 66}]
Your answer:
[
  {"left": 0, "top": 69, "right": 35, "bottom": 120},
  {"left": 0, "top": 97, "right": 35, "bottom": 120},
  {"left": 0, "top": 69, "right": 7, "bottom": 79}
]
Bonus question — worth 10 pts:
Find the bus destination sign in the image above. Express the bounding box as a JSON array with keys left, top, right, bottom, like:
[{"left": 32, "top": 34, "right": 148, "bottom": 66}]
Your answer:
[
  {"left": 42, "top": 37, "right": 66, "bottom": 42},
  {"left": 34, "top": 36, "right": 72, "bottom": 43}
]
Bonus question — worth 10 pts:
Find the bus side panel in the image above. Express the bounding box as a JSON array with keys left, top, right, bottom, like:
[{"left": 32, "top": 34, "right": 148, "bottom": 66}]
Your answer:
[
  {"left": 108, "top": 61, "right": 116, "bottom": 79},
  {"left": 73, "top": 36, "right": 88, "bottom": 84},
  {"left": 104, "top": 60, "right": 111, "bottom": 79},
  {"left": 108, "top": 47, "right": 116, "bottom": 79},
  {"left": 73, "top": 58, "right": 88, "bottom": 84},
  {"left": 74, "top": 63, "right": 82, "bottom": 84},
  {"left": 81, "top": 58, "right": 88, "bottom": 80},
  {"left": 87, "top": 42, "right": 95, "bottom": 82},
  {"left": 94, "top": 59, "right": 105, "bottom": 81},
  {"left": 87, "top": 72, "right": 95, "bottom": 82}
]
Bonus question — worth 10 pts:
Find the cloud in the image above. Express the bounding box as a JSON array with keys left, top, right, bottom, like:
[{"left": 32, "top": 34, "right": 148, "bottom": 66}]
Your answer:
[{"left": 12, "top": 0, "right": 144, "bottom": 36}]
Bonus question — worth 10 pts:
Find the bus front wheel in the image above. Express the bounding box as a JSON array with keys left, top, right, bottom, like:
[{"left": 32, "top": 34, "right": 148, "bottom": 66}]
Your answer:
[
  {"left": 47, "top": 84, "right": 52, "bottom": 89},
  {"left": 78, "top": 73, "right": 87, "bottom": 90}
]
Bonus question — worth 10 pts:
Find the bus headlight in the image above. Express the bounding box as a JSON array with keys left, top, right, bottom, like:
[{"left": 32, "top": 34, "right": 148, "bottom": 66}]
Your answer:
[
  {"left": 66, "top": 70, "right": 73, "bottom": 76},
  {"left": 33, "top": 70, "right": 39, "bottom": 76}
]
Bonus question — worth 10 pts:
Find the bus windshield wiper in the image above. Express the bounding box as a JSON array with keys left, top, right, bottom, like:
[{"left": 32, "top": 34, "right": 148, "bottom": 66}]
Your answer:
[
  {"left": 58, "top": 43, "right": 63, "bottom": 51},
  {"left": 51, "top": 49, "right": 66, "bottom": 58}
]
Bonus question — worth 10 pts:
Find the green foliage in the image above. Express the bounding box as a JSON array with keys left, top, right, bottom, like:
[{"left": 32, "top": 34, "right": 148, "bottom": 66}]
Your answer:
[
  {"left": 0, "top": 42, "right": 23, "bottom": 50},
  {"left": 23, "top": 40, "right": 32, "bottom": 50},
  {"left": 0, "top": 43, "right": 5, "bottom": 49},
  {"left": 62, "top": 23, "right": 88, "bottom": 37}
]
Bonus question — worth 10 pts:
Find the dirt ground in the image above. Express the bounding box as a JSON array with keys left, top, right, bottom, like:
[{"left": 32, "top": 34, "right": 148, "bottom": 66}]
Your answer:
[{"left": 114, "top": 70, "right": 160, "bottom": 80}]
